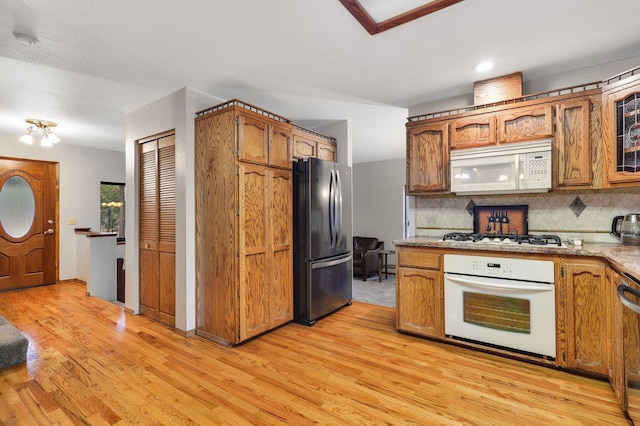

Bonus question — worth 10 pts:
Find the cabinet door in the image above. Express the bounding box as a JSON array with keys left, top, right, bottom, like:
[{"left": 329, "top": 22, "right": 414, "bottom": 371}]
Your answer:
[
  {"left": 407, "top": 122, "right": 449, "bottom": 194},
  {"left": 497, "top": 104, "right": 553, "bottom": 144},
  {"left": 451, "top": 113, "right": 496, "bottom": 149},
  {"left": 238, "top": 114, "right": 269, "bottom": 165},
  {"left": 269, "top": 169, "right": 293, "bottom": 328},
  {"left": 602, "top": 75, "right": 640, "bottom": 185},
  {"left": 316, "top": 140, "right": 337, "bottom": 162},
  {"left": 396, "top": 266, "right": 443, "bottom": 338},
  {"left": 293, "top": 133, "right": 316, "bottom": 159},
  {"left": 239, "top": 164, "right": 271, "bottom": 340},
  {"left": 554, "top": 99, "right": 592, "bottom": 187},
  {"left": 607, "top": 267, "right": 626, "bottom": 410},
  {"left": 270, "top": 123, "right": 292, "bottom": 169},
  {"left": 563, "top": 261, "right": 609, "bottom": 375}
]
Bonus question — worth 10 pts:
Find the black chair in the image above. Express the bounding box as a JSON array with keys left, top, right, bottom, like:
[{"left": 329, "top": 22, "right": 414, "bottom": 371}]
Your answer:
[{"left": 352, "top": 236, "right": 384, "bottom": 281}]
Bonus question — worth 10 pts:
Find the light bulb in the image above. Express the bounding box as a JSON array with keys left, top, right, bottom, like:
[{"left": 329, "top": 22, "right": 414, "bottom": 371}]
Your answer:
[{"left": 19, "top": 133, "right": 33, "bottom": 144}]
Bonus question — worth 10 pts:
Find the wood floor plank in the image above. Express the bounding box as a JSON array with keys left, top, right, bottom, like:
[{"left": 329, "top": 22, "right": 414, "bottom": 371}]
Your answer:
[{"left": 0, "top": 282, "right": 631, "bottom": 425}]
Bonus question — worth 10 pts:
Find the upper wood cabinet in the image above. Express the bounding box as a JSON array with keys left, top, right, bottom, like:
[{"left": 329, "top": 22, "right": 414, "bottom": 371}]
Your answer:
[
  {"left": 270, "top": 123, "right": 293, "bottom": 169},
  {"left": 292, "top": 130, "right": 316, "bottom": 159},
  {"left": 602, "top": 71, "right": 640, "bottom": 187},
  {"left": 406, "top": 121, "right": 449, "bottom": 194},
  {"left": 406, "top": 82, "right": 609, "bottom": 195},
  {"left": 292, "top": 126, "right": 337, "bottom": 162},
  {"left": 496, "top": 104, "right": 553, "bottom": 144},
  {"left": 451, "top": 113, "right": 495, "bottom": 149},
  {"left": 238, "top": 114, "right": 292, "bottom": 169},
  {"left": 316, "top": 139, "right": 337, "bottom": 162},
  {"left": 554, "top": 98, "right": 592, "bottom": 188},
  {"left": 238, "top": 114, "right": 269, "bottom": 165}
]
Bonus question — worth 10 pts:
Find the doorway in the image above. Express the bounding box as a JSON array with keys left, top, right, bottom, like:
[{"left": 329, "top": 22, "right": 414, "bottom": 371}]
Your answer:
[{"left": 0, "top": 157, "right": 58, "bottom": 290}]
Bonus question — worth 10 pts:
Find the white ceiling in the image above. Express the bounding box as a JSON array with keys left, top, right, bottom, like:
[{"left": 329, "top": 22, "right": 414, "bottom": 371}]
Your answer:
[{"left": 2, "top": 0, "right": 640, "bottom": 163}]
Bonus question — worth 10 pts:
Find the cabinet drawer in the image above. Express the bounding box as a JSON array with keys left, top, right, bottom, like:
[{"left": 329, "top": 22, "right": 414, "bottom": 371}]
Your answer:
[{"left": 398, "top": 248, "right": 441, "bottom": 270}]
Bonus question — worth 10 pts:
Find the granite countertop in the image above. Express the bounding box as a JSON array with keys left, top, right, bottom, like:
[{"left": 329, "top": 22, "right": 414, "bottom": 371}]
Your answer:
[{"left": 394, "top": 236, "right": 640, "bottom": 279}]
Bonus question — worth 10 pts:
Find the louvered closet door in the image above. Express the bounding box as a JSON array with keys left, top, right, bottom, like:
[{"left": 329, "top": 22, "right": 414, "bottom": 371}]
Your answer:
[{"left": 138, "top": 132, "right": 176, "bottom": 327}]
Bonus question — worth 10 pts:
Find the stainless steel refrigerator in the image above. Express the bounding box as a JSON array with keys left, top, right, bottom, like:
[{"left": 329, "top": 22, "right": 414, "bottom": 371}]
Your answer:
[{"left": 293, "top": 157, "right": 352, "bottom": 326}]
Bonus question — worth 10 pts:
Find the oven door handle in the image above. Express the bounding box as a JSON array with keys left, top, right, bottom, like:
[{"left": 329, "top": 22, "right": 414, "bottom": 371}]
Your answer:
[
  {"left": 617, "top": 284, "right": 640, "bottom": 314},
  {"left": 446, "top": 275, "right": 553, "bottom": 292}
]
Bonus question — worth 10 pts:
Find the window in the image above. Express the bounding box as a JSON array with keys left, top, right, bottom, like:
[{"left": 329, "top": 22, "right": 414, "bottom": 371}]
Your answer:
[{"left": 100, "top": 182, "right": 125, "bottom": 240}]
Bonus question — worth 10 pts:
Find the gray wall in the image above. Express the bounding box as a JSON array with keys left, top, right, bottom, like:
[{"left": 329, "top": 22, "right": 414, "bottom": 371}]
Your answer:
[{"left": 352, "top": 158, "right": 406, "bottom": 252}]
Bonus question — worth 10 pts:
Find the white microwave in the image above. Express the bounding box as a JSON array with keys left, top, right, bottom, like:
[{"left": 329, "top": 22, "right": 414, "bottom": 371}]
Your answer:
[{"left": 450, "top": 139, "right": 552, "bottom": 195}]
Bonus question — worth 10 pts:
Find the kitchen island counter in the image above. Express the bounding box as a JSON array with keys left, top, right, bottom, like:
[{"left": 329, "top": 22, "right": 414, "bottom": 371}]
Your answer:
[{"left": 394, "top": 236, "right": 640, "bottom": 278}]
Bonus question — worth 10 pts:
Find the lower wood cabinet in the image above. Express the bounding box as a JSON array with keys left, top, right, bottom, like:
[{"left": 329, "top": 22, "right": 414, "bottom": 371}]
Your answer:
[
  {"left": 607, "top": 267, "right": 626, "bottom": 409},
  {"left": 396, "top": 247, "right": 615, "bottom": 378},
  {"left": 557, "top": 259, "right": 609, "bottom": 375},
  {"left": 396, "top": 248, "right": 443, "bottom": 338}
]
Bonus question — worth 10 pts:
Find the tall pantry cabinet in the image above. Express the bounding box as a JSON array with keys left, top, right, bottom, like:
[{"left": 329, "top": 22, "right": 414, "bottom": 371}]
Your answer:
[{"left": 194, "top": 100, "right": 293, "bottom": 345}]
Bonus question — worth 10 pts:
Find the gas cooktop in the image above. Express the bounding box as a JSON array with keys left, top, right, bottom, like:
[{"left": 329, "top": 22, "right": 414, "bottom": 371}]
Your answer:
[{"left": 443, "top": 232, "right": 564, "bottom": 247}]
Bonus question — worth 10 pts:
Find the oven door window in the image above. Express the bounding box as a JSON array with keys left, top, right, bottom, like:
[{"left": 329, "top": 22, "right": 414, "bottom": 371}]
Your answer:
[{"left": 464, "top": 292, "right": 530, "bottom": 333}]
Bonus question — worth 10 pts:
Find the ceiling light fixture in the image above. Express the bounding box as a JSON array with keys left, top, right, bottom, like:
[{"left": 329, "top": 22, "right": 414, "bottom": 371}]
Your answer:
[
  {"left": 19, "top": 119, "right": 61, "bottom": 147},
  {"left": 475, "top": 61, "right": 496, "bottom": 72},
  {"left": 12, "top": 31, "right": 38, "bottom": 46}
]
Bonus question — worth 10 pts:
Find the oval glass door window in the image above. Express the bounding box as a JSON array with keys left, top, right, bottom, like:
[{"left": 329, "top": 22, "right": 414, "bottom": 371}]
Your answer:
[{"left": 0, "top": 176, "right": 35, "bottom": 238}]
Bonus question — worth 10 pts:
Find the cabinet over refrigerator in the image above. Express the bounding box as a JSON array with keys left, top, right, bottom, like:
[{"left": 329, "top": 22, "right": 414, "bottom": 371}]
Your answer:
[{"left": 293, "top": 158, "right": 352, "bottom": 326}]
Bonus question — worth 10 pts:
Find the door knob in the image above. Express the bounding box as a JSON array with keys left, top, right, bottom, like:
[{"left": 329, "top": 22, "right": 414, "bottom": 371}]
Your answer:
[
  {"left": 44, "top": 228, "right": 54, "bottom": 235},
  {"left": 48, "top": 219, "right": 55, "bottom": 224}
]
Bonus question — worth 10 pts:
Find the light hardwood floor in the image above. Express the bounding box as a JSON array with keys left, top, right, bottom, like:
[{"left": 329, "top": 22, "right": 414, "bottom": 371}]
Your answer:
[{"left": 0, "top": 282, "right": 631, "bottom": 425}]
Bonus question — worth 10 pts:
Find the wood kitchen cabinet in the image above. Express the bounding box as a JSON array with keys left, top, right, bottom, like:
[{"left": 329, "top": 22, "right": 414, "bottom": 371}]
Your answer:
[
  {"left": 451, "top": 113, "right": 495, "bottom": 149},
  {"left": 557, "top": 259, "right": 610, "bottom": 375},
  {"left": 496, "top": 104, "right": 553, "bottom": 144},
  {"left": 554, "top": 97, "right": 592, "bottom": 188},
  {"left": 406, "top": 122, "right": 449, "bottom": 194},
  {"left": 238, "top": 114, "right": 292, "bottom": 169},
  {"left": 607, "top": 267, "right": 626, "bottom": 410},
  {"left": 195, "top": 100, "right": 293, "bottom": 345},
  {"left": 396, "top": 248, "right": 443, "bottom": 338},
  {"left": 602, "top": 70, "right": 640, "bottom": 187},
  {"left": 292, "top": 125, "right": 337, "bottom": 162},
  {"left": 406, "top": 79, "right": 608, "bottom": 194}
]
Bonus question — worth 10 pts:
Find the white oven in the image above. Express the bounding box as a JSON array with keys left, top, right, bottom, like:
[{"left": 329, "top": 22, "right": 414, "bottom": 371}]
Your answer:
[{"left": 444, "top": 254, "right": 556, "bottom": 358}]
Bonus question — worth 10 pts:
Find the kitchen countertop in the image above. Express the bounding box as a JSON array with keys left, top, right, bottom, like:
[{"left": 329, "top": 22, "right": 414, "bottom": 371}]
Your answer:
[{"left": 394, "top": 236, "right": 640, "bottom": 279}]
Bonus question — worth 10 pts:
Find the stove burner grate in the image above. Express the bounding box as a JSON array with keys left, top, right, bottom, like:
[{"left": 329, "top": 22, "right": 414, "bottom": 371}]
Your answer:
[{"left": 443, "top": 232, "right": 563, "bottom": 246}]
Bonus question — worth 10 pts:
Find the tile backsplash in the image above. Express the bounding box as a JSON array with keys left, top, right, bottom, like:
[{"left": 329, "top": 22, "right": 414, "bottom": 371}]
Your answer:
[{"left": 415, "top": 188, "right": 640, "bottom": 243}]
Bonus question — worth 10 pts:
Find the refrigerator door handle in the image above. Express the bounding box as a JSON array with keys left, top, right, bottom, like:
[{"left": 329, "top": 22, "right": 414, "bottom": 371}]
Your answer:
[
  {"left": 311, "top": 254, "right": 352, "bottom": 269},
  {"left": 329, "top": 170, "right": 335, "bottom": 247},
  {"left": 335, "top": 169, "right": 342, "bottom": 244}
]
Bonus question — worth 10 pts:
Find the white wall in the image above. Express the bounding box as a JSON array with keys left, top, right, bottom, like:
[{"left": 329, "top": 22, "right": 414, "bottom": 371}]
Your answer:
[
  {"left": 0, "top": 135, "right": 125, "bottom": 280},
  {"left": 125, "top": 87, "right": 221, "bottom": 333},
  {"left": 353, "top": 158, "right": 406, "bottom": 252},
  {"left": 315, "top": 120, "right": 352, "bottom": 167}
]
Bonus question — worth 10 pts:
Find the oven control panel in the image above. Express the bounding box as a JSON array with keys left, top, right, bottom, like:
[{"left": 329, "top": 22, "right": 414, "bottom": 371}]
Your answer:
[
  {"left": 444, "top": 254, "right": 554, "bottom": 283},
  {"left": 471, "top": 260, "right": 513, "bottom": 275}
]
